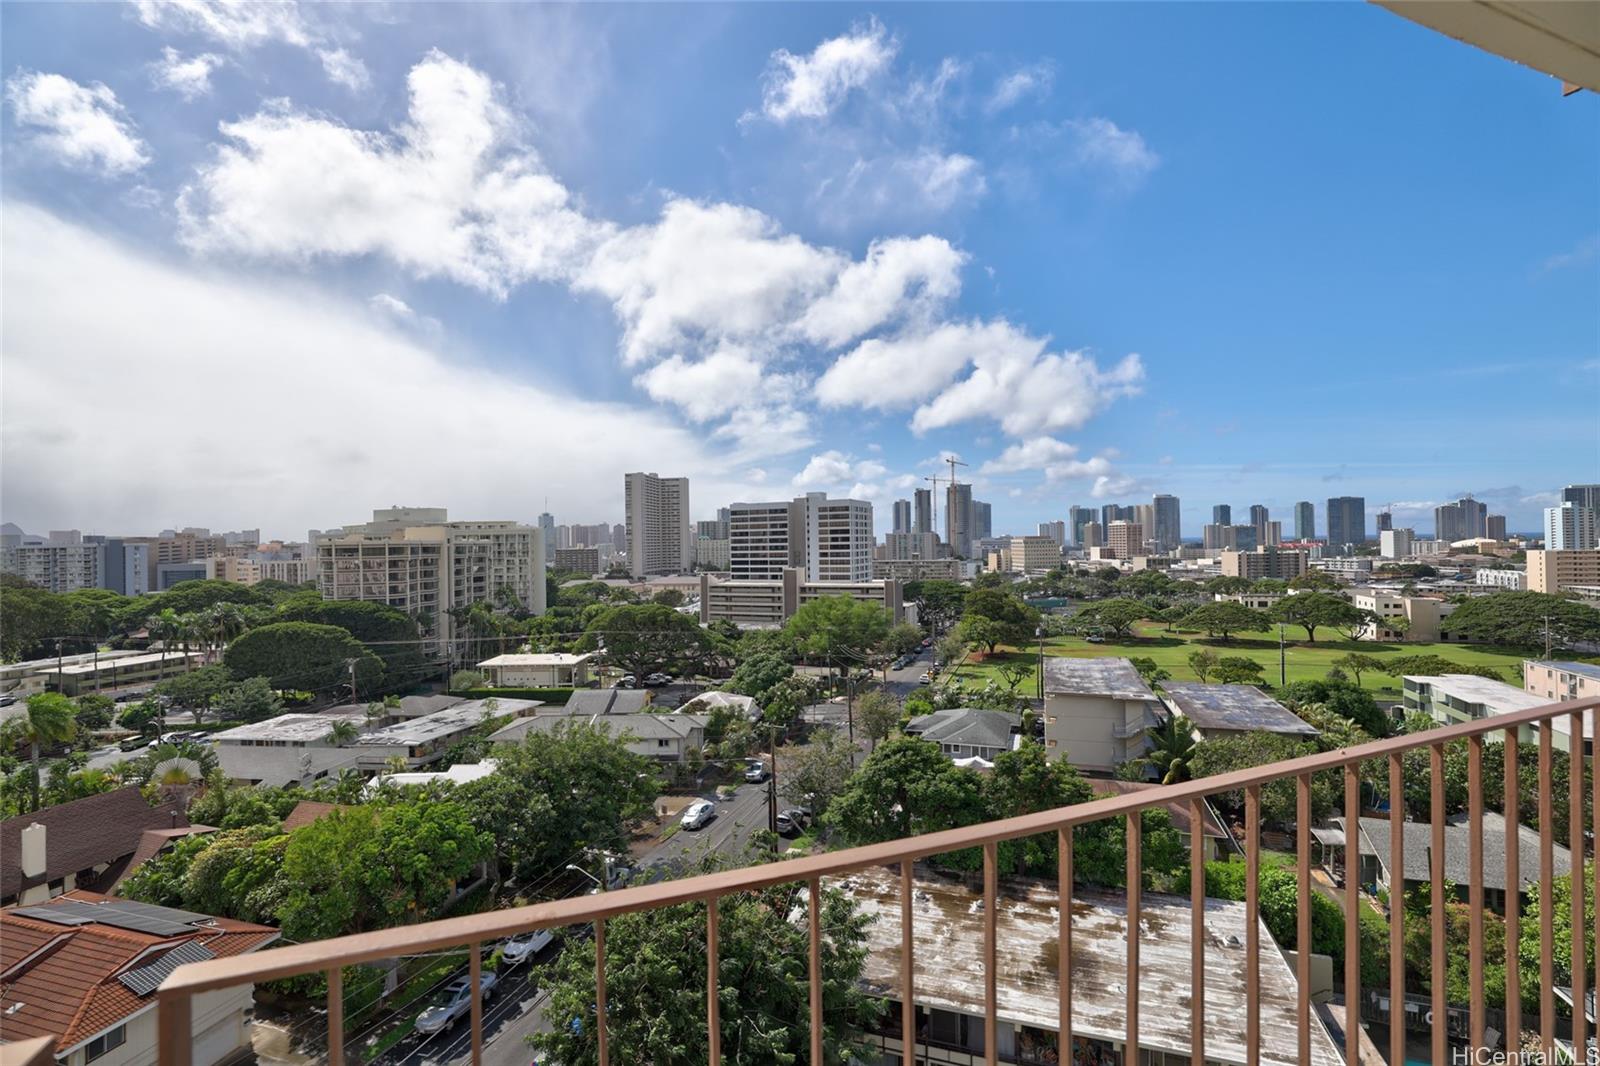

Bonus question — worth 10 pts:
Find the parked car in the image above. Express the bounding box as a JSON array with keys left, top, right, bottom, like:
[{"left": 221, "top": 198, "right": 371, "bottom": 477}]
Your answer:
[
  {"left": 119, "top": 735, "right": 150, "bottom": 752},
  {"left": 744, "top": 761, "right": 769, "bottom": 783},
  {"left": 499, "top": 930, "right": 553, "bottom": 966},
  {"left": 615, "top": 675, "right": 637, "bottom": 688},
  {"left": 0, "top": 695, "right": 16, "bottom": 708},
  {"left": 919, "top": 672, "right": 932, "bottom": 685},
  {"left": 681, "top": 800, "right": 716, "bottom": 830},
  {"left": 775, "top": 808, "right": 808, "bottom": 836},
  {"left": 920, "top": 638, "right": 932, "bottom": 648},
  {"left": 642, "top": 673, "right": 671, "bottom": 687},
  {"left": 1085, "top": 635, "right": 1105, "bottom": 644},
  {"left": 415, "top": 973, "right": 498, "bottom": 1034}
]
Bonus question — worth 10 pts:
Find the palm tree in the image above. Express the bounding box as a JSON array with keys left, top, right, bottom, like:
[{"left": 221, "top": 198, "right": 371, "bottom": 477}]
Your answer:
[
  {"left": 327, "top": 720, "right": 360, "bottom": 746},
  {"left": 204, "top": 603, "right": 248, "bottom": 661},
  {"left": 383, "top": 754, "right": 409, "bottom": 775},
  {"left": 1141, "top": 714, "right": 1197, "bottom": 785},
  {"left": 19, "top": 693, "right": 77, "bottom": 811}
]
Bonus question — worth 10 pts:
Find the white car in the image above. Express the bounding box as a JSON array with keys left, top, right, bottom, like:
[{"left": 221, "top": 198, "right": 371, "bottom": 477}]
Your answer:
[
  {"left": 681, "top": 800, "right": 715, "bottom": 830},
  {"left": 414, "top": 972, "right": 497, "bottom": 1034},
  {"left": 499, "top": 930, "right": 553, "bottom": 966}
]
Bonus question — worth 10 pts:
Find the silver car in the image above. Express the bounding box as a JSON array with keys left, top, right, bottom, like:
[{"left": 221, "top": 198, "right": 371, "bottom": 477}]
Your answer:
[
  {"left": 414, "top": 972, "right": 497, "bottom": 1034},
  {"left": 681, "top": 800, "right": 715, "bottom": 830}
]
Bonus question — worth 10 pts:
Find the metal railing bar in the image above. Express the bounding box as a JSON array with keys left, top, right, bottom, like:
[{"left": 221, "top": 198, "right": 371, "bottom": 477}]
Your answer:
[
  {"left": 983, "top": 841, "right": 998, "bottom": 1066},
  {"left": 708, "top": 897, "right": 721, "bottom": 1066},
  {"left": 1058, "top": 828, "right": 1073, "bottom": 1062},
  {"left": 809, "top": 876, "right": 824, "bottom": 1066},
  {"left": 1125, "top": 813, "right": 1141, "bottom": 1064},
  {"left": 468, "top": 941, "right": 481, "bottom": 1066},
  {"left": 156, "top": 988, "right": 191, "bottom": 1066},
  {"left": 1571, "top": 711, "right": 1587, "bottom": 1056},
  {"left": 1468, "top": 735, "right": 1485, "bottom": 1050},
  {"left": 901, "top": 859, "right": 916, "bottom": 1066},
  {"left": 327, "top": 967, "right": 344, "bottom": 1066},
  {"left": 1343, "top": 762, "right": 1360, "bottom": 1066},
  {"left": 1389, "top": 751, "right": 1405, "bottom": 1066},
  {"left": 1541, "top": 720, "right": 1555, "bottom": 1055},
  {"left": 1505, "top": 725, "right": 1521, "bottom": 1051},
  {"left": 595, "top": 918, "right": 609, "bottom": 1066},
  {"left": 1190, "top": 797, "right": 1206, "bottom": 1066},
  {"left": 1431, "top": 743, "right": 1446, "bottom": 1066},
  {"left": 1246, "top": 784, "right": 1261, "bottom": 1066},
  {"left": 1296, "top": 772, "right": 1311, "bottom": 1065}
]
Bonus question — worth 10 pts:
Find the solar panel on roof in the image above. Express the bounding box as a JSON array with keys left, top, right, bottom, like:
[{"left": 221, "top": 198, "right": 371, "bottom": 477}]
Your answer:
[
  {"left": 23, "top": 899, "right": 209, "bottom": 937},
  {"left": 8, "top": 905, "right": 93, "bottom": 926},
  {"left": 117, "top": 940, "right": 215, "bottom": 997}
]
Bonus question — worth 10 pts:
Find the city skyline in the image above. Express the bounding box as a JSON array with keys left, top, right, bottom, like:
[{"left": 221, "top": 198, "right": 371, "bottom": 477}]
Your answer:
[{"left": 2, "top": 5, "right": 1594, "bottom": 539}]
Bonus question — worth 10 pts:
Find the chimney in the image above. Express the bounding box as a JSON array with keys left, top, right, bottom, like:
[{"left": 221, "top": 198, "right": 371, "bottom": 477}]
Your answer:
[{"left": 20, "top": 823, "right": 46, "bottom": 880}]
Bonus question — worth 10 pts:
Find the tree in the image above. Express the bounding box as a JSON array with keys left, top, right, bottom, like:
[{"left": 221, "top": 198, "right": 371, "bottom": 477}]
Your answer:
[
  {"left": 884, "top": 622, "right": 925, "bottom": 658},
  {"left": 223, "top": 622, "right": 383, "bottom": 694},
  {"left": 326, "top": 719, "right": 359, "bottom": 746},
  {"left": 1288, "top": 571, "right": 1341, "bottom": 591},
  {"left": 784, "top": 595, "right": 892, "bottom": 663},
  {"left": 154, "top": 665, "right": 235, "bottom": 721},
  {"left": 1212, "top": 656, "right": 1266, "bottom": 685},
  {"left": 150, "top": 579, "right": 271, "bottom": 615},
  {"left": 1279, "top": 680, "right": 1388, "bottom": 737},
  {"left": 1190, "top": 732, "right": 1327, "bottom": 825},
  {"left": 1179, "top": 861, "right": 1344, "bottom": 960},
  {"left": 960, "top": 588, "right": 1040, "bottom": 649},
  {"left": 1128, "top": 657, "right": 1170, "bottom": 685},
  {"left": 781, "top": 728, "right": 856, "bottom": 816},
  {"left": 727, "top": 653, "right": 794, "bottom": 702},
  {"left": 1443, "top": 592, "right": 1600, "bottom": 649},
  {"left": 1330, "top": 652, "right": 1384, "bottom": 686},
  {"left": 1156, "top": 605, "right": 1191, "bottom": 633},
  {"left": 531, "top": 858, "right": 880, "bottom": 1066},
  {"left": 910, "top": 580, "right": 968, "bottom": 633},
  {"left": 1205, "top": 576, "right": 1254, "bottom": 595},
  {"left": 275, "top": 599, "right": 424, "bottom": 676},
  {"left": 983, "top": 741, "right": 1092, "bottom": 874},
  {"left": 212, "top": 677, "right": 284, "bottom": 723},
  {"left": 828, "top": 737, "right": 986, "bottom": 863},
  {"left": 449, "top": 669, "right": 487, "bottom": 690},
  {"left": 1180, "top": 602, "right": 1266, "bottom": 642},
  {"left": 0, "top": 575, "right": 71, "bottom": 661},
  {"left": 461, "top": 720, "right": 657, "bottom": 884},
  {"left": 1141, "top": 716, "right": 1196, "bottom": 785},
  {"left": 1187, "top": 648, "right": 1219, "bottom": 683},
  {"left": 934, "top": 633, "right": 966, "bottom": 667},
  {"left": 955, "top": 614, "right": 1007, "bottom": 656},
  {"left": 584, "top": 603, "right": 711, "bottom": 680},
  {"left": 1268, "top": 593, "right": 1363, "bottom": 644},
  {"left": 18, "top": 693, "right": 76, "bottom": 811},
  {"left": 1071, "top": 598, "right": 1145, "bottom": 638},
  {"left": 854, "top": 689, "right": 901, "bottom": 751}
]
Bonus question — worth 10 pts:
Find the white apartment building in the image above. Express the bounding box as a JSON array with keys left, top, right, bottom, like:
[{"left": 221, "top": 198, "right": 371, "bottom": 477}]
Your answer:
[
  {"left": 1475, "top": 567, "right": 1527, "bottom": 591},
  {"left": 1041, "top": 658, "right": 1165, "bottom": 774},
  {"left": 730, "top": 494, "right": 873, "bottom": 583},
  {"left": 1001, "top": 535, "right": 1062, "bottom": 573},
  {"left": 1380, "top": 528, "right": 1414, "bottom": 559},
  {"left": 728, "top": 499, "right": 801, "bottom": 580},
  {"left": 624, "top": 472, "right": 692, "bottom": 577},
  {"left": 1347, "top": 588, "right": 1461, "bottom": 642},
  {"left": 1545, "top": 503, "right": 1599, "bottom": 551},
  {"left": 316, "top": 508, "right": 545, "bottom": 651},
  {"left": 1312, "top": 557, "right": 1374, "bottom": 578},
  {"left": 0, "top": 532, "right": 149, "bottom": 596},
  {"left": 698, "top": 569, "right": 907, "bottom": 628},
  {"left": 872, "top": 557, "right": 961, "bottom": 581},
  {"left": 805, "top": 493, "right": 874, "bottom": 581}
]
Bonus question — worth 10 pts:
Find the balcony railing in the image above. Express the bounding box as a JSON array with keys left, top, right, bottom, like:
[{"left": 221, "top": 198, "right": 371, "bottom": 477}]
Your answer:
[{"left": 157, "top": 693, "right": 1600, "bottom": 1065}]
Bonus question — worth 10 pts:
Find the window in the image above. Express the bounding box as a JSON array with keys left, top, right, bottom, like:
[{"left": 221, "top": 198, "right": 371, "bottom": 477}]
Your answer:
[
  {"left": 86, "top": 1025, "right": 126, "bottom": 1062},
  {"left": 658, "top": 739, "right": 670, "bottom": 747}
]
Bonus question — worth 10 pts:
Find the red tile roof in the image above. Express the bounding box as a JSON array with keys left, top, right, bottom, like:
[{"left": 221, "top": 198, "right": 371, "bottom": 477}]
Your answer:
[
  {"left": 280, "top": 800, "right": 350, "bottom": 833},
  {"left": 0, "top": 891, "right": 276, "bottom": 1054},
  {"left": 1, "top": 788, "right": 189, "bottom": 902}
]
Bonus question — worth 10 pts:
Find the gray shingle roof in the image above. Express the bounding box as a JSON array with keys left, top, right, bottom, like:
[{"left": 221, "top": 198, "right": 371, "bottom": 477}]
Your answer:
[
  {"left": 905, "top": 708, "right": 1019, "bottom": 749},
  {"left": 1043, "top": 657, "right": 1155, "bottom": 699},
  {"left": 1335, "top": 811, "right": 1570, "bottom": 892},
  {"left": 1161, "top": 683, "right": 1318, "bottom": 736},
  {"left": 492, "top": 712, "right": 708, "bottom": 744},
  {"left": 548, "top": 689, "right": 652, "bottom": 716}
]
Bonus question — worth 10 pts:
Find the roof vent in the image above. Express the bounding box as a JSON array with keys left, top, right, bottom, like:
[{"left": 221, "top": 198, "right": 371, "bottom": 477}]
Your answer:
[{"left": 20, "top": 823, "right": 45, "bottom": 880}]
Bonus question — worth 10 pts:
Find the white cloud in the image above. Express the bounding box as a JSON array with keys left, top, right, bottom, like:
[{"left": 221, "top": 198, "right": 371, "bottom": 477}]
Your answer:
[
  {"left": 985, "top": 63, "right": 1053, "bottom": 113},
  {"left": 796, "top": 235, "right": 964, "bottom": 348},
  {"left": 911, "top": 342, "right": 1145, "bottom": 437},
  {"left": 317, "top": 47, "right": 370, "bottom": 91},
  {"left": 1091, "top": 474, "right": 1140, "bottom": 499},
  {"left": 1, "top": 201, "right": 774, "bottom": 533},
  {"left": 132, "top": 0, "right": 316, "bottom": 49},
  {"left": 634, "top": 348, "right": 804, "bottom": 423},
  {"left": 794, "top": 450, "right": 856, "bottom": 485},
  {"left": 978, "top": 437, "right": 1079, "bottom": 475},
  {"left": 369, "top": 292, "right": 441, "bottom": 337},
  {"left": 150, "top": 47, "right": 225, "bottom": 99},
  {"left": 179, "top": 50, "right": 600, "bottom": 296},
  {"left": 1061, "top": 117, "right": 1159, "bottom": 184},
  {"left": 758, "top": 18, "right": 897, "bottom": 123},
  {"left": 5, "top": 71, "right": 149, "bottom": 176},
  {"left": 816, "top": 319, "right": 1039, "bottom": 412}
]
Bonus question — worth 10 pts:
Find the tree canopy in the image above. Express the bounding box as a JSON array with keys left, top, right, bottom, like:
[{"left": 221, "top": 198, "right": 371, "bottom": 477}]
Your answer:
[
  {"left": 222, "top": 622, "right": 384, "bottom": 694},
  {"left": 1441, "top": 592, "right": 1600, "bottom": 649},
  {"left": 1181, "top": 602, "right": 1265, "bottom": 641},
  {"left": 1268, "top": 592, "right": 1364, "bottom": 643},
  {"left": 583, "top": 603, "right": 711, "bottom": 679},
  {"left": 784, "top": 595, "right": 891, "bottom": 661}
]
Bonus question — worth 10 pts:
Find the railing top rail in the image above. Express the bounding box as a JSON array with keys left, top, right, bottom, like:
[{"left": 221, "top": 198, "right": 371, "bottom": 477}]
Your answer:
[{"left": 157, "top": 693, "right": 1600, "bottom": 998}]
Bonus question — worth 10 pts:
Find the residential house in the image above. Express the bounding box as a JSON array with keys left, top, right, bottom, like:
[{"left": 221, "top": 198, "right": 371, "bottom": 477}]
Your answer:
[
  {"left": 1, "top": 789, "right": 206, "bottom": 907},
  {"left": 209, "top": 712, "right": 369, "bottom": 787},
  {"left": 542, "top": 688, "right": 653, "bottom": 717},
  {"left": 489, "top": 712, "right": 708, "bottom": 763},
  {"left": 351, "top": 702, "right": 533, "bottom": 772},
  {"left": 476, "top": 652, "right": 596, "bottom": 688},
  {"left": 1040, "top": 658, "right": 1166, "bottom": 774},
  {"left": 904, "top": 709, "right": 1021, "bottom": 763},
  {"left": 1161, "top": 683, "right": 1320, "bottom": 743},
  {"left": 0, "top": 892, "right": 277, "bottom": 1066}
]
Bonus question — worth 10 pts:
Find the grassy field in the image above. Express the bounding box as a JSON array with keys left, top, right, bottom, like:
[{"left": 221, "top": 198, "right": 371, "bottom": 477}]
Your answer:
[{"left": 950, "top": 621, "right": 1532, "bottom": 694}]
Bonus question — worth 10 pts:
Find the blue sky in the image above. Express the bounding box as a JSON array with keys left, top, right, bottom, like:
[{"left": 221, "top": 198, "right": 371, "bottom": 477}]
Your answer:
[{"left": 2, "top": 2, "right": 1595, "bottom": 540}]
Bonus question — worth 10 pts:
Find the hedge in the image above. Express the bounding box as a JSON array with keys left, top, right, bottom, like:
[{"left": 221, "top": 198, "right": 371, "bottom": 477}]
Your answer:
[{"left": 448, "top": 687, "right": 573, "bottom": 705}]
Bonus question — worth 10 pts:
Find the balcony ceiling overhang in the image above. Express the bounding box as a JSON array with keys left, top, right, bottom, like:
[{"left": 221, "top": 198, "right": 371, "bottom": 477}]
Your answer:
[{"left": 1376, "top": 1, "right": 1600, "bottom": 93}]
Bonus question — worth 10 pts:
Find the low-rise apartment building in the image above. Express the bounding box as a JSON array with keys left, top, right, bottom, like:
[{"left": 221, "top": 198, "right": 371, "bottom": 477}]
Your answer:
[
  {"left": 1403, "top": 674, "right": 1581, "bottom": 749},
  {"left": 871, "top": 556, "right": 961, "bottom": 581},
  {"left": 698, "top": 569, "right": 906, "bottom": 628},
  {"left": 1220, "top": 547, "right": 1308, "bottom": 581},
  {"left": 49, "top": 651, "right": 205, "bottom": 696},
  {"left": 210, "top": 712, "right": 370, "bottom": 786},
  {"left": 352, "top": 701, "right": 531, "bottom": 771},
  {"left": 1522, "top": 659, "right": 1600, "bottom": 706},
  {"left": 1041, "top": 658, "right": 1164, "bottom": 774},
  {"left": 552, "top": 546, "right": 601, "bottom": 574},
  {"left": 1214, "top": 590, "right": 1284, "bottom": 610},
  {"left": 1475, "top": 567, "right": 1527, "bottom": 591},
  {"left": 1526, "top": 549, "right": 1600, "bottom": 594},
  {"left": 1312, "top": 557, "right": 1373, "bottom": 579},
  {"left": 490, "top": 711, "right": 708, "bottom": 763},
  {"left": 1347, "top": 587, "right": 1461, "bottom": 642}
]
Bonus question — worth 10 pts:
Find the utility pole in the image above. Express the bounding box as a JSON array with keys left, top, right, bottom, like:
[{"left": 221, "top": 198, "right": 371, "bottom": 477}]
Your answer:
[
  {"left": 1544, "top": 615, "right": 1553, "bottom": 659},
  {"left": 345, "top": 657, "right": 360, "bottom": 705},
  {"left": 767, "top": 724, "right": 780, "bottom": 850},
  {"left": 1036, "top": 625, "right": 1046, "bottom": 701},
  {"left": 54, "top": 640, "right": 64, "bottom": 695}
]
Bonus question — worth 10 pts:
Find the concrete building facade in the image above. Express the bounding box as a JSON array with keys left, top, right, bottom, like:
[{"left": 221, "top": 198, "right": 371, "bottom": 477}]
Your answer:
[
  {"left": 1545, "top": 503, "right": 1598, "bottom": 550},
  {"left": 624, "top": 472, "right": 692, "bottom": 577},
  {"left": 1220, "top": 547, "right": 1308, "bottom": 581},
  {"left": 1527, "top": 549, "right": 1600, "bottom": 594}
]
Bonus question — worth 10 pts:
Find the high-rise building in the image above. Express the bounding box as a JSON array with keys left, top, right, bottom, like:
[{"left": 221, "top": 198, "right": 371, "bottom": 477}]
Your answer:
[
  {"left": 1039, "top": 520, "right": 1066, "bottom": 546},
  {"left": 1101, "top": 504, "right": 1134, "bottom": 531},
  {"left": 883, "top": 531, "right": 941, "bottom": 561},
  {"left": 1248, "top": 505, "right": 1270, "bottom": 547},
  {"left": 1375, "top": 510, "right": 1393, "bottom": 533},
  {"left": 1564, "top": 485, "right": 1600, "bottom": 512},
  {"left": 1107, "top": 520, "right": 1144, "bottom": 559},
  {"left": 1221, "top": 547, "right": 1309, "bottom": 581},
  {"left": 1485, "top": 514, "right": 1507, "bottom": 541},
  {"left": 972, "top": 500, "right": 992, "bottom": 542},
  {"left": 1202, "top": 524, "right": 1233, "bottom": 552},
  {"left": 730, "top": 494, "right": 873, "bottom": 582},
  {"left": 1068, "top": 506, "right": 1096, "bottom": 547},
  {"left": 537, "top": 513, "right": 555, "bottom": 541},
  {"left": 1293, "top": 501, "right": 1316, "bottom": 541},
  {"left": 892, "top": 499, "right": 912, "bottom": 535},
  {"left": 1434, "top": 496, "right": 1487, "bottom": 542},
  {"left": 316, "top": 507, "right": 545, "bottom": 650},
  {"left": 1081, "top": 522, "right": 1104, "bottom": 549},
  {"left": 0, "top": 531, "right": 150, "bottom": 596},
  {"left": 1152, "top": 494, "right": 1181, "bottom": 552},
  {"left": 1380, "top": 528, "right": 1414, "bottom": 559},
  {"left": 1262, "top": 520, "right": 1282, "bottom": 547},
  {"left": 624, "top": 472, "right": 692, "bottom": 577},
  {"left": 612, "top": 523, "right": 626, "bottom": 550},
  {"left": 1232, "top": 524, "right": 1258, "bottom": 552},
  {"left": 913, "top": 489, "right": 933, "bottom": 536},
  {"left": 555, "top": 524, "right": 573, "bottom": 550},
  {"left": 1545, "top": 503, "right": 1598, "bottom": 550},
  {"left": 1326, "top": 496, "right": 1367, "bottom": 550},
  {"left": 1212, "top": 504, "right": 1232, "bottom": 527},
  {"left": 946, "top": 483, "right": 975, "bottom": 558}
]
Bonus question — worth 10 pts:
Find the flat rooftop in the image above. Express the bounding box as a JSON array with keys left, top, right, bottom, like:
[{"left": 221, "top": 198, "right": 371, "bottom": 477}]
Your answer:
[
  {"left": 55, "top": 650, "right": 204, "bottom": 675},
  {"left": 837, "top": 865, "right": 1341, "bottom": 1066},
  {"left": 1162, "top": 683, "right": 1319, "bottom": 736},
  {"left": 477, "top": 652, "right": 595, "bottom": 667},
  {"left": 1404, "top": 674, "right": 1549, "bottom": 711},
  {"left": 354, "top": 701, "right": 531, "bottom": 746},
  {"left": 1528, "top": 660, "right": 1600, "bottom": 682},
  {"left": 212, "top": 712, "right": 367, "bottom": 743},
  {"left": 1042, "top": 657, "right": 1155, "bottom": 700}
]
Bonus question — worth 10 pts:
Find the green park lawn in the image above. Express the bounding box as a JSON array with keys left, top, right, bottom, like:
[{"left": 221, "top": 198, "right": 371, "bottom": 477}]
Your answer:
[{"left": 950, "top": 621, "right": 1533, "bottom": 695}]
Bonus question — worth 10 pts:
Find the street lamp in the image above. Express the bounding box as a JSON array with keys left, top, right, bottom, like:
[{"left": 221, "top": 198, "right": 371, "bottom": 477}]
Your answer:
[{"left": 564, "top": 864, "right": 605, "bottom": 892}]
